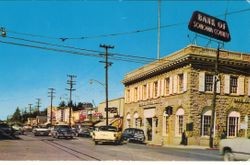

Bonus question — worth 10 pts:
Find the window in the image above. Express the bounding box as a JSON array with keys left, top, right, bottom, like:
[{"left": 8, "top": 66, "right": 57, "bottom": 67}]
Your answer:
[
  {"left": 148, "top": 83, "right": 151, "bottom": 98},
  {"left": 230, "top": 76, "right": 238, "bottom": 94},
  {"left": 227, "top": 111, "right": 240, "bottom": 137},
  {"left": 60, "top": 109, "right": 64, "bottom": 122},
  {"left": 126, "top": 113, "right": 131, "bottom": 128},
  {"left": 175, "top": 108, "right": 184, "bottom": 136},
  {"left": 205, "top": 74, "right": 213, "bottom": 92},
  {"left": 165, "top": 77, "right": 170, "bottom": 95},
  {"left": 133, "top": 112, "right": 139, "bottom": 128},
  {"left": 134, "top": 87, "right": 138, "bottom": 101},
  {"left": 143, "top": 84, "right": 147, "bottom": 100},
  {"left": 153, "top": 81, "right": 158, "bottom": 97},
  {"left": 201, "top": 110, "right": 212, "bottom": 136},
  {"left": 162, "top": 112, "right": 168, "bottom": 136},
  {"left": 178, "top": 74, "right": 184, "bottom": 93},
  {"left": 126, "top": 89, "right": 130, "bottom": 103}
]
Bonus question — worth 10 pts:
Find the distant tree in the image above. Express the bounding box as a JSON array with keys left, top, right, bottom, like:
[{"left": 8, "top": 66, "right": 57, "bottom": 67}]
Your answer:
[
  {"left": 59, "top": 101, "right": 67, "bottom": 109},
  {"left": 11, "top": 107, "right": 21, "bottom": 122}
]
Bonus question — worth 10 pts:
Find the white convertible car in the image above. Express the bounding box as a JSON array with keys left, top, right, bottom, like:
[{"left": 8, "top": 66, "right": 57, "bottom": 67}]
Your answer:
[{"left": 219, "top": 137, "right": 250, "bottom": 161}]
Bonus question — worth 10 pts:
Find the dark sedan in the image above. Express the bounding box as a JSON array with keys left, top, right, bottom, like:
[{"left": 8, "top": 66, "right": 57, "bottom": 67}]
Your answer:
[
  {"left": 51, "top": 125, "right": 74, "bottom": 139},
  {"left": 121, "top": 128, "right": 145, "bottom": 144}
]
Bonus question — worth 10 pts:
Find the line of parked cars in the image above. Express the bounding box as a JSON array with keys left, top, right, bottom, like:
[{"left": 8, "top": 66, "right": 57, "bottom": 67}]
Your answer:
[{"left": 92, "top": 127, "right": 145, "bottom": 145}]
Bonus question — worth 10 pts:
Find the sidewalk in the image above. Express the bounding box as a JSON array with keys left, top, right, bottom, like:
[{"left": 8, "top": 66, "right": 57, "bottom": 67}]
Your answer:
[{"left": 147, "top": 143, "right": 219, "bottom": 150}]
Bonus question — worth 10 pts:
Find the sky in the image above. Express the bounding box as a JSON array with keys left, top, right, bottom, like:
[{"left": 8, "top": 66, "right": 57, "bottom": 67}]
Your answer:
[{"left": 0, "top": 0, "right": 249, "bottom": 120}]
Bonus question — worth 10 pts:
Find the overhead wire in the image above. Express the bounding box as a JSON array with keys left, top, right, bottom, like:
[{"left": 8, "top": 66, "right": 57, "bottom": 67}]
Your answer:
[
  {"left": 0, "top": 39, "right": 153, "bottom": 64},
  {"left": 3, "top": 7, "right": 250, "bottom": 42},
  {"left": 0, "top": 7, "right": 249, "bottom": 65},
  {"left": 3, "top": 35, "right": 158, "bottom": 63}
]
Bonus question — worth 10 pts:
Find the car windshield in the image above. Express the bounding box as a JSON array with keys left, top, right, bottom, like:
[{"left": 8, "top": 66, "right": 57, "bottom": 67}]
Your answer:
[
  {"left": 99, "top": 126, "right": 117, "bottom": 132},
  {"left": 57, "top": 125, "right": 71, "bottom": 130},
  {"left": 135, "top": 130, "right": 144, "bottom": 134}
]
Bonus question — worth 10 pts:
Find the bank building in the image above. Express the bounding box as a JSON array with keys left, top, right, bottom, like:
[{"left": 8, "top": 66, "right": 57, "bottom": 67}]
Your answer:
[{"left": 122, "top": 45, "right": 250, "bottom": 147}]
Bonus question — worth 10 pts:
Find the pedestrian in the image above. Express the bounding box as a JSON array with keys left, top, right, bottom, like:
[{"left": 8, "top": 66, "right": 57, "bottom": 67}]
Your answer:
[{"left": 180, "top": 131, "right": 187, "bottom": 145}]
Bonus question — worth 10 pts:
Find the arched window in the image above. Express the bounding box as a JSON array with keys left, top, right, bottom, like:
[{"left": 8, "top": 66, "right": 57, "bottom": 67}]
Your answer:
[
  {"left": 133, "top": 112, "right": 139, "bottom": 128},
  {"left": 227, "top": 111, "right": 240, "bottom": 137},
  {"left": 201, "top": 110, "right": 211, "bottom": 136},
  {"left": 126, "top": 113, "right": 131, "bottom": 128},
  {"left": 175, "top": 108, "right": 184, "bottom": 136}
]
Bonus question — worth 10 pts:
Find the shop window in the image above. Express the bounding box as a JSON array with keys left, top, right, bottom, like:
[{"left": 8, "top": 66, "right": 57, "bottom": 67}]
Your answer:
[
  {"left": 175, "top": 108, "right": 184, "bottom": 136},
  {"left": 227, "top": 111, "right": 240, "bottom": 137}
]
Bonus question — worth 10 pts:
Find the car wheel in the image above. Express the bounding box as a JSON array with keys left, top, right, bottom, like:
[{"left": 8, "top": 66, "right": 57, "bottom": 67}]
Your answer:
[
  {"left": 94, "top": 141, "right": 98, "bottom": 145},
  {"left": 224, "top": 149, "right": 234, "bottom": 161}
]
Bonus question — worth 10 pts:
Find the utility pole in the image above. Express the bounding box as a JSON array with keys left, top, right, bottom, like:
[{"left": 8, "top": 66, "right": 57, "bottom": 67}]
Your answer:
[
  {"left": 28, "top": 104, "right": 32, "bottom": 114},
  {"left": 48, "top": 88, "right": 55, "bottom": 125},
  {"left": 157, "top": 0, "right": 161, "bottom": 59},
  {"left": 100, "top": 44, "right": 114, "bottom": 126},
  {"left": 35, "top": 98, "right": 41, "bottom": 126},
  {"left": 66, "top": 75, "right": 76, "bottom": 127},
  {"left": 209, "top": 44, "right": 220, "bottom": 148},
  {"left": 36, "top": 98, "right": 41, "bottom": 113}
]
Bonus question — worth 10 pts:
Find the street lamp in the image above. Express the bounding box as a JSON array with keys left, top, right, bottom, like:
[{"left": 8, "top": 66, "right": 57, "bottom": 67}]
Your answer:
[
  {"left": 89, "top": 79, "right": 109, "bottom": 126},
  {"left": 89, "top": 79, "right": 105, "bottom": 87}
]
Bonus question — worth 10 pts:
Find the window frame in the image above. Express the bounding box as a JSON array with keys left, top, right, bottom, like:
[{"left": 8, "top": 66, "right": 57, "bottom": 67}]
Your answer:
[
  {"left": 175, "top": 108, "right": 184, "bottom": 137},
  {"left": 205, "top": 74, "right": 214, "bottom": 92}
]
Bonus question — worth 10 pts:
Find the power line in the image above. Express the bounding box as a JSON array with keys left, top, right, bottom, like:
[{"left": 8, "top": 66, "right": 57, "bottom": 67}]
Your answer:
[
  {"left": 6, "top": 35, "right": 158, "bottom": 61},
  {"left": 3, "top": 8, "right": 250, "bottom": 41},
  {"left": 0, "top": 39, "right": 154, "bottom": 64}
]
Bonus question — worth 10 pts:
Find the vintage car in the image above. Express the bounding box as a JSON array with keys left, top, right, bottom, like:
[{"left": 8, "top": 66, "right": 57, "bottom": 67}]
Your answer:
[
  {"left": 51, "top": 125, "right": 74, "bottom": 139},
  {"left": 76, "top": 126, "right": 93, "bottom": 138},
  {"left": 33, "top": 125, "right": 50, "bottom": 136},
  {"left": 121, "top": 128, "right": 145, "bottom": 143},
  {"left": 219, "top": 137, "right": 250, "bottom": 161},
  {"left": 92, "top": 126, "right": 122, "bottom": 145}
]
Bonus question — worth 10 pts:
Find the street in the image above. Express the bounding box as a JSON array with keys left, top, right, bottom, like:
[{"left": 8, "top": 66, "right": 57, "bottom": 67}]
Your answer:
[{"left": 0, "top": 133, "right": 222, "bottom": 161}]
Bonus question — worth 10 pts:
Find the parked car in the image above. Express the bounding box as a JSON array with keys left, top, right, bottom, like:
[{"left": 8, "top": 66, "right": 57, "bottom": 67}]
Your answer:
[
  {"left": 51, "top": 125, "right": 74, "bottom": 139},
  {"left": 33, "top": 125, "right": 50, "bottom": 136},
  {"left": 219, "top": 137, "right": 250, "bottom": 161},
  {"left": 0, "top": 123, "right": 14, "bottom": 135},
  {"left": 77, "top": 126, "right": 93, "bottom": 138},
  {"left": 92, "top": 126, "right": 122, "bottom": 145},
  {"left": 22, "top": 125, "right": 32, "bottom": 132},
  {"left": 12, "top": 125, "right": 24, "bottom": 135},
  {"left": 121, "top": 128, "right": 145, "bottom": 143}
]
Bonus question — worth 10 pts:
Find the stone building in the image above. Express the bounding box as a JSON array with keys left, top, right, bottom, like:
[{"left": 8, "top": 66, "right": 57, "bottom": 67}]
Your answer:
[{"left": 122, "top": 45, "right": 250, "bottom": 147}]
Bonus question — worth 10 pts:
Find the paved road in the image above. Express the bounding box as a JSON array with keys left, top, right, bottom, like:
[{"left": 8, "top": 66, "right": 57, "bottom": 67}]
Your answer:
[{"left": 0, "top": 133, "right": 222, "bottom": 161}]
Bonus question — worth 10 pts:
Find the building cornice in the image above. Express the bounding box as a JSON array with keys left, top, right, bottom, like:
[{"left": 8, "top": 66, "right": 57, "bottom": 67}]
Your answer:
[{"left": 122, "top": 45, "right": 250, "bottom": 85}]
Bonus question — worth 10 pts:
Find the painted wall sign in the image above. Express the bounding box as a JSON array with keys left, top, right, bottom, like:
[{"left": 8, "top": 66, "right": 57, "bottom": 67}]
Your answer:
[{"left": 188, "top": 11, "right": 231, "bottom": 42}]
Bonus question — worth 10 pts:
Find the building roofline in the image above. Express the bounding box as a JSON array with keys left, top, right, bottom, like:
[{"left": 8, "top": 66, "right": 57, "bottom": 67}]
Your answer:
[{"left": 122, "top": 45, "right": 250, "bottom": 85}]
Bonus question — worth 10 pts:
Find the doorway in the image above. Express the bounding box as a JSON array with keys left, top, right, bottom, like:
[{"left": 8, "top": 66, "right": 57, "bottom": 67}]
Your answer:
[{"left": 146, "top": 118, "right": 152, "bottom": 141}]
